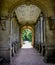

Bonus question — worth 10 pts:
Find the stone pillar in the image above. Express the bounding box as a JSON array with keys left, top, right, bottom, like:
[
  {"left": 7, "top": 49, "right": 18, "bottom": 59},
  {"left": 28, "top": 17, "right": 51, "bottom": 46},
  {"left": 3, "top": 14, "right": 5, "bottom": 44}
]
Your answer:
[{"left": 40, "top": 13, "right": 45, "bottom": 55}]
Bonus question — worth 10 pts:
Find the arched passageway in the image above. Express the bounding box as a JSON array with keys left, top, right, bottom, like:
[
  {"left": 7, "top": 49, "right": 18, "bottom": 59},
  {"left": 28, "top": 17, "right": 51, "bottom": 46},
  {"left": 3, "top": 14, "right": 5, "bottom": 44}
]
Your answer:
[
  {"left": 21, "top": 26, "right": 34, "bottom": 48},
  {"left": 10, "top": 4, "right": 47, "bottom": 65},
  {"left": 0, "top": 0, "right": 55, "bottom": 65},
  {"left": 10, "top": 3, "right": 55, "bottom": 65}
]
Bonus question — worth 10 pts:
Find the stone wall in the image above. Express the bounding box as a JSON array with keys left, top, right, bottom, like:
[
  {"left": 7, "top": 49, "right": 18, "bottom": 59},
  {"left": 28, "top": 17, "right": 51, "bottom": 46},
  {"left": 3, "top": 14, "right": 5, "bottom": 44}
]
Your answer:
[
  {"left": 0, "top": 16, "right": 20, "bottom": 62},
  {"left": 44, "top": 17, "right": 55, "bottom": 62},
  {"left": 0, "top": 19, "right": 10, "bottom": 62},
  {"left": 34, "top": 15, "right": 44, "bottom": 52}
]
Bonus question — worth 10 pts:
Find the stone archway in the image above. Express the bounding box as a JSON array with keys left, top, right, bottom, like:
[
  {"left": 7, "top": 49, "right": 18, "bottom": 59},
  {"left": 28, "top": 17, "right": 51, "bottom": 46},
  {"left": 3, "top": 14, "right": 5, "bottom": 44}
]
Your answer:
[
  {"left": 8, "top": 0, "right": 50, "bottom": 17},
  {"left": 20, "top": 25, "right": 34, "bottom": 48}
]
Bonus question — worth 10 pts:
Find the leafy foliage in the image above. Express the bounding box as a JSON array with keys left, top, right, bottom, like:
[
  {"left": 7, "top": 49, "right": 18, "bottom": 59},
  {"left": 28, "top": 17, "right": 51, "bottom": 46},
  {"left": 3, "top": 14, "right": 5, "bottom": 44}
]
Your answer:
[{"left": 22, "top": 29, "right": 32, "bottom": 41}]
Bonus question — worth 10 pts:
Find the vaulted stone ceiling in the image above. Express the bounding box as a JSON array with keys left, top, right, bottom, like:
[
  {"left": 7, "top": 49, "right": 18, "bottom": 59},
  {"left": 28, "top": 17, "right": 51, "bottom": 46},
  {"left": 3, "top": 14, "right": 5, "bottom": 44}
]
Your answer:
[
  {"left": 15, "top": 4, "right": 41, "bottom": 24},
  {"left": 0, "top": 0, "right": 55, "bottom": 17}
]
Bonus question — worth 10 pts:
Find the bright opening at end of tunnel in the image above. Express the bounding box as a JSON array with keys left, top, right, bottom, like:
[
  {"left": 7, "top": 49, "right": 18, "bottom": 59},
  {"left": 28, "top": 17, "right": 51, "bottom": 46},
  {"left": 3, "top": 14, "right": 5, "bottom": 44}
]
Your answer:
[
  {"left": 21, "top": 41, "right": 33, "bottom": 48},
  {"left": 21, "top": 28, "right": 33, "bottom": 48}
]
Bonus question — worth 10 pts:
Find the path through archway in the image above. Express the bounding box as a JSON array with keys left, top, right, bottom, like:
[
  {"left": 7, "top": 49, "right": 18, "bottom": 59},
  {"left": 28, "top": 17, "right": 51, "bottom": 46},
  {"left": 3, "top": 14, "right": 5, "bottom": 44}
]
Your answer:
[{"left": 21, "top": 26, "right": 34, "bottom": 48}]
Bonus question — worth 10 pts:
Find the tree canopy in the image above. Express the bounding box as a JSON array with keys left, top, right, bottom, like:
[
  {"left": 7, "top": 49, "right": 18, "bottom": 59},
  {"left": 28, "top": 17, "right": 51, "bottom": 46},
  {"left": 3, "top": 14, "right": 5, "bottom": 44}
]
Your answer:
[{"left": 22, "top": 29, "right": 32, "bottom": 42}]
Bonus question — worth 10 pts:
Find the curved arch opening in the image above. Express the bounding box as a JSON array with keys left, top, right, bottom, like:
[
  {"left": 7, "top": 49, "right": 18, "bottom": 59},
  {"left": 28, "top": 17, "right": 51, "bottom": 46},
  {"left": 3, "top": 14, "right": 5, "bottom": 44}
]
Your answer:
[
  {"left": 9, "top": 3, "right": 46, "bottom": 49},
  {"left": 9, "top": 2, "right": 46, "bottom": 51},
  {"left": 21, "top": 26, "right": 34, "bottom": 48}
]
